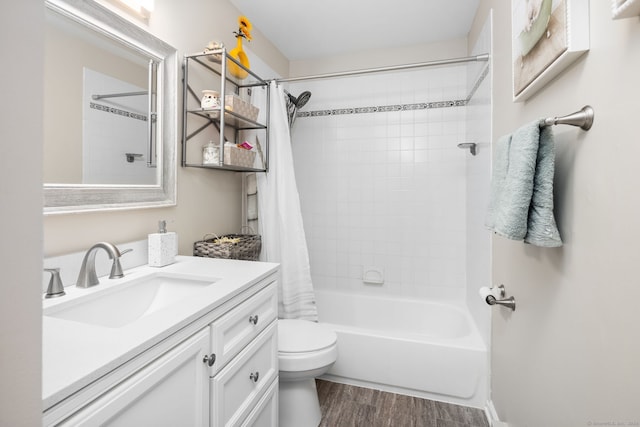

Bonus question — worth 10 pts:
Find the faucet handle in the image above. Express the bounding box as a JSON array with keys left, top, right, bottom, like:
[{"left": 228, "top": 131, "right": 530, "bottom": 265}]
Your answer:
[
  {"left": 44, "top": 268, "right": 66, "bottom": 298},
  {"left": 109, "top": 248, "right": 133, "bottom": 279}
]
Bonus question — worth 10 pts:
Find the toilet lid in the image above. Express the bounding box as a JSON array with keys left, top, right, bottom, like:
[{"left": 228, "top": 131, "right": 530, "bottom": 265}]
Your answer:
[{"left": 278, "top": 319, "right": 337, "bottom": 353}]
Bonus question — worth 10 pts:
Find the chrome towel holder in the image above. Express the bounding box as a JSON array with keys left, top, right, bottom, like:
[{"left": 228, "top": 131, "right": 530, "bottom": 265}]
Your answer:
[
  {"left": 457, "top": 105, "right": 594, "bottom": 156},
  {"left": 542, "top": 105, "right": 594, "bottom": 130}
]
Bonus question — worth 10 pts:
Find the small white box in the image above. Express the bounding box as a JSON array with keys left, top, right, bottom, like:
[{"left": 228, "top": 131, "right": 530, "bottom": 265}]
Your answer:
[{"left": 148, "top": 232, "right": 177, "bottom": 267}]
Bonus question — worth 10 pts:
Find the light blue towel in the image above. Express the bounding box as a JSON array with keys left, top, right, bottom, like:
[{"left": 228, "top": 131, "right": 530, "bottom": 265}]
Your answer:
[{"left": 485, "top": 120, "right": 562, "bottom": 247}]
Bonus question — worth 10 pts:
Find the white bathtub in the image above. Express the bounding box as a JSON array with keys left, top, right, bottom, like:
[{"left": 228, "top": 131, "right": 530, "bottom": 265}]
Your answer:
[{"left": 315, "top": 290, "right": 487, "bottom": 408}]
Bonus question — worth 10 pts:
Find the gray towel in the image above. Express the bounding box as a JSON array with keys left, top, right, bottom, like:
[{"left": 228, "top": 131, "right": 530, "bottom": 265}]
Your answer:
[{"left": 485, "top": 120, "right": 562, "bottom": 247}]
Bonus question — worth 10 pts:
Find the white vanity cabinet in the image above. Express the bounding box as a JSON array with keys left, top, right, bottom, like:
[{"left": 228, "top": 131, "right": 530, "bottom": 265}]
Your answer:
[
  {"left": 45, "top": 267, "right": 279, "bottom": 427},
  {"left": 58, "top": 328, "right": 211, "bottom": 426}
]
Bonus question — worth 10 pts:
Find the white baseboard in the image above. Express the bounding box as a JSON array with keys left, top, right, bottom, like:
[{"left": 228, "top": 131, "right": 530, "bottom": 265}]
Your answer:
[{"left": 485, "top": 400, "right": 509, "bottom": 427}]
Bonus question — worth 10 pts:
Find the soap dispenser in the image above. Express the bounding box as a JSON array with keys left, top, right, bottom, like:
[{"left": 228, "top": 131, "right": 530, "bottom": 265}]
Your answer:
[{"left": 148, "top": 220, "right": 177, "bottom": 267}]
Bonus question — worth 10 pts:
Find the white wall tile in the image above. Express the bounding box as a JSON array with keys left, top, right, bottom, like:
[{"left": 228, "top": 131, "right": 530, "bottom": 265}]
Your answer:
[{"left": 291, "top": 64, "right": 474, "bottom": 301}]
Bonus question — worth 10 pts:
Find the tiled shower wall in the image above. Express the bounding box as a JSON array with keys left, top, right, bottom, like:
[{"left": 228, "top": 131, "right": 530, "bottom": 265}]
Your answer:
[
  {"left": 83, "top": 68, "right": 155, "bottom": 185},
  {"left": 290, "top": 66, "right": 472, "bottom": 300}
]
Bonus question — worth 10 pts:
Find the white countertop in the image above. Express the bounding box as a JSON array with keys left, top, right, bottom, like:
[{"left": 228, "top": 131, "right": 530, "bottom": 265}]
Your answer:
[{"left": 42, "top": 256, "right": 278, "bottom": 411}]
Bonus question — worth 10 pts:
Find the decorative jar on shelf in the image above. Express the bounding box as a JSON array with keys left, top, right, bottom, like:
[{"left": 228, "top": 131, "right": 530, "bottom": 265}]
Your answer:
[
  {"left": 202, "top": 141, "right": 220, "bottom": 165},
  {"left": 201, "top": 90, "right": 220, "bottom": 109}
]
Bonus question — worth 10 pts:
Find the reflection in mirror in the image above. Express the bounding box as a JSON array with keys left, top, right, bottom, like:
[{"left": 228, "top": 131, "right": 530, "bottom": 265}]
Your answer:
[
  {"left": 44, "top": 0, "right": 177, "bottom": 213},
  {"left": 83, "top": 67, "right": 156, "bottom": 185}
]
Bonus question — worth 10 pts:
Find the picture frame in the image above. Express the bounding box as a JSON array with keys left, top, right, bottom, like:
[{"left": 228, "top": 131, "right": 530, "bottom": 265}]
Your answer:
[
  {"left": 611, "top": 0, "right": 640, "bottom": 19},
  {"left": 512, "top": 0, "right": 589, "bottom": 102}
]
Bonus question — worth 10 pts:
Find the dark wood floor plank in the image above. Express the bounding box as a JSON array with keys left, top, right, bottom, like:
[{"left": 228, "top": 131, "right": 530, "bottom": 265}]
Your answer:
[{"left": 316, "top": 379, "right": 488, "bottom": 427}]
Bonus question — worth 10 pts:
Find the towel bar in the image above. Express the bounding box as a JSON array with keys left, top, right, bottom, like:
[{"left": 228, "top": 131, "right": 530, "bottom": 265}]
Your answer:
[{"left": 542, "top": 105, "right": 594, "bottom": 131}]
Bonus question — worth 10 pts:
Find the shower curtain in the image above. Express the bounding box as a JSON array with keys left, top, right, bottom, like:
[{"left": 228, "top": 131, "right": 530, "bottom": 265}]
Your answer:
[{"left": 256, "top": 81, "right": 318, "bottom": 321}]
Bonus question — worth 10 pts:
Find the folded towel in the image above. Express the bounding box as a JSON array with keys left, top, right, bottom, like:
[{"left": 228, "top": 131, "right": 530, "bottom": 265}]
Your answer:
[
  {"left": 485, "top": 120, "right": 562, "bottom": 247},
  {"left": 524, "top": 124, "right": 562, "bottom": 246}
]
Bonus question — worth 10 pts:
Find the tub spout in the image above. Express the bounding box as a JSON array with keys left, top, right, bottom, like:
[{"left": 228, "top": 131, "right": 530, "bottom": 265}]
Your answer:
[{"left": 486, "top": 295, "right": 516, "bottom": 311}]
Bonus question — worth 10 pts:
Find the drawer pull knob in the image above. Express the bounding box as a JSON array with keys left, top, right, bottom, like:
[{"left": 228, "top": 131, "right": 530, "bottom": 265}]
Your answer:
[
  {"left": 249, "top": 315, "right": 259, "bottom": 325},
  {"left": 249, "top": 371, "right": 260, "bottom": 382},
  {"left": 203, "top": 353, "right": 216, "bottom": 367}
]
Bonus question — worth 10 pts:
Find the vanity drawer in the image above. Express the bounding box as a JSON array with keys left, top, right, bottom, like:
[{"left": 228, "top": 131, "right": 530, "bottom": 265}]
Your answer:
[
  {"left": 210, "top": 281, "right": 277, "bottom": 373},
  {"left": 211, "top": 321, "right": 277, "bottom": 427},
  {"left": 240, "top": 377, "right": 278, "bottom": 427}
]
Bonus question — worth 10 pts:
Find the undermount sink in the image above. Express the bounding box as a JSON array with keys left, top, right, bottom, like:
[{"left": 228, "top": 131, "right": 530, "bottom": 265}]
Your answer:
[{"left": 44, "top": 272, "right": 217, "bottom": 328}]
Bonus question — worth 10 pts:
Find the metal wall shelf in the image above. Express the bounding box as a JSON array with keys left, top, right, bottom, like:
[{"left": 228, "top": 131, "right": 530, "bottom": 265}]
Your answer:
[
  {"left": 181, "top": 48, "right": 270, "bottom": 172},
  {"left": 182, "top": 163, "right": 268, "bottom": 173},
  {"left": 187, "top": 108, "right": 266, "bottom": 129}
]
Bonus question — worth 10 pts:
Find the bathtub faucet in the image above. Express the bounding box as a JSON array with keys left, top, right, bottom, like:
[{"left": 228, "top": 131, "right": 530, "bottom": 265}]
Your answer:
[{"left": 482, "top": 285, "right": 516, "bottom": 311}]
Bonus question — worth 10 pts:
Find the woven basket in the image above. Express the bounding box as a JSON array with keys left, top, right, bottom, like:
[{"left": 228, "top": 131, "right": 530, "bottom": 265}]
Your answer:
[
  {"left": 224, "top": 145, "right": 256, "bottom": 168},
  {"left": 193, "top": 230, "right": 261, "bottom": 261},
  {"left": 224, "top": 95, "right": 259, "bottom": 121}
]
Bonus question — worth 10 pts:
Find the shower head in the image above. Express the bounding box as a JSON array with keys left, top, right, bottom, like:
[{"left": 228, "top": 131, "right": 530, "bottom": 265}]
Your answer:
[
  {"left": 287, "top": 91, "right": 312, "bottom": 109},
  {"left": 286, "top": 90, "right": 312, "bottom": 128},
  {"left": 295, "top": 91, "right": 311, "bottom": 108}
]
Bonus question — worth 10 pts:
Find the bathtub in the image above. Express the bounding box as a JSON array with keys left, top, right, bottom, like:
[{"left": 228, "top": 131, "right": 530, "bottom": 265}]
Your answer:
[{"left": 315, "top": 290, "right": 487, "bottom": 408}]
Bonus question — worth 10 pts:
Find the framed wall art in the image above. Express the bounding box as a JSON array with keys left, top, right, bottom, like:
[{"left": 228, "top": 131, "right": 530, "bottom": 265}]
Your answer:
[
  {"left": 612, "top": 0, "right": 640, "bottom": 19},
  {"left": 512, "top": 0, "right": 589, "bottom": 102}
]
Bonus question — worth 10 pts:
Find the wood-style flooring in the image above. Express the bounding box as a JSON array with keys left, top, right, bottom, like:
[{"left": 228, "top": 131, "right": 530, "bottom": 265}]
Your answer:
[{"left": 316, "top": 379, "right": 489, "bottom": 427}]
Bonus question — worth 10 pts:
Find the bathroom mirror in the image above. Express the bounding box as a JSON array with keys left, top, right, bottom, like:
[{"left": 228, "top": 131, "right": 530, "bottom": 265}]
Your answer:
[{"left": 44, "top": 0, "right": 177, "bottom": 214}]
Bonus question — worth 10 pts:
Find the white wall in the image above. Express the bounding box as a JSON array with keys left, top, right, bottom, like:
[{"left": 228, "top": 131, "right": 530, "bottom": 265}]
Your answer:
[
  {"left": 290, "top": 53, "right": 472, "bottom": 301},
  {"left": 0, "top": 1, "right": 44, "bottom": 425},
  {"left": 470, "top": 1, "right": 640, "bottom": 425},
  {"left": 44, "top": 0, "right": 289, "bottom": 257},
  {"left": 290, "top": 38, "right": 468, "bottom": 77}
]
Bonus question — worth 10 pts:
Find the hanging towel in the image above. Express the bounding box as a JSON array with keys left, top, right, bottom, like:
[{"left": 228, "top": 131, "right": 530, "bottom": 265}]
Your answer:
[
  {"left": 485, "top": 120, "right": 562, "bottom": 247},
  {"left": 524, "top": 124, "right": 562, "bottom": 246}
]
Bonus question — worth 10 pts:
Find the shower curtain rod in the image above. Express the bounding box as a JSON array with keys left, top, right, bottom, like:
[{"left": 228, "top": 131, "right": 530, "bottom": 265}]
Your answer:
[{"left": 275, "top": 53, "right": 489, "bottom": 83}]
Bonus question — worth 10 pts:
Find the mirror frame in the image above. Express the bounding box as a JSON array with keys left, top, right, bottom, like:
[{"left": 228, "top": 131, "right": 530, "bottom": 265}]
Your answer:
[{"left": 44, "top": 0, "right": 177, "bottom": 214}]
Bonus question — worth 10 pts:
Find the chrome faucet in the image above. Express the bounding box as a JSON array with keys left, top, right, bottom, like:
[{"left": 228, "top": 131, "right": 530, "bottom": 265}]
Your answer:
[{"left": 76, "top": 242, "right": 131, "bottom": 288}]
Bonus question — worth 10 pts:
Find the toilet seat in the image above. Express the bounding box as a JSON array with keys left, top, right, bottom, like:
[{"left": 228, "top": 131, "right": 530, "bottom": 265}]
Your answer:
[{"left": 278, "top": 319, "right": 337, "bottom": 372}]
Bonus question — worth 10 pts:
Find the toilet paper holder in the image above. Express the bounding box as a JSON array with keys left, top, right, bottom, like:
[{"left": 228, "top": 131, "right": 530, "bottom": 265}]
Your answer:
[{"left": 482, "top": 285, "right": 516, "bottom": 312}]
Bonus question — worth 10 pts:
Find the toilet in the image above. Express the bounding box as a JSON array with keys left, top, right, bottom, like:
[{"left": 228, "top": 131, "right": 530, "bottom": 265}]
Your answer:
[{"left": 278, "top": 319, "right": 338, "bottom": 427}]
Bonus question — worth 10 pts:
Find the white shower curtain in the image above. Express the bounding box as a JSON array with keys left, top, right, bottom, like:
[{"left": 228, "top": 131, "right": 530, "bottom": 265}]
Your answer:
[{"left": 256, "top": 82, "right": 318, "bottom": 321}]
